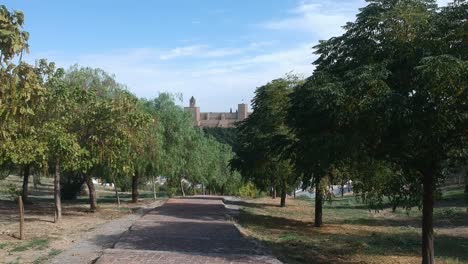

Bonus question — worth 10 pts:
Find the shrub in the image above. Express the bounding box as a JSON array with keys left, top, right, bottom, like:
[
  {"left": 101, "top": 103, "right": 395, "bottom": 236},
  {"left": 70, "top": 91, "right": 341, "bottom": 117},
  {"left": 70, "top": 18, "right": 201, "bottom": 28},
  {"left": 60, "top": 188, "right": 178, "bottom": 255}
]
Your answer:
[
  {"left": 4, "top": 183, "right": 21, "bottom": 201},
  {"left": 239, "top": 182, "right": 257, "bottom": 198},
  {"left": 61, "top": 172, "right": 85, "bottom": 200}
]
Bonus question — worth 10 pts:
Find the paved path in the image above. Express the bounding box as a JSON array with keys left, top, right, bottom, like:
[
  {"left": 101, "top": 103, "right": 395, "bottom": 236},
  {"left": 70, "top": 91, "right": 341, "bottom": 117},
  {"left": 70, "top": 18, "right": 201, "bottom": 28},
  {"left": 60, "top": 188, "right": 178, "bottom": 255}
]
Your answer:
[
  {"left": 50, "top": 200, "right": 166, "bottom": 264},
  {"left": 95, "top": 198, "right": 280, "bottom": 264}
]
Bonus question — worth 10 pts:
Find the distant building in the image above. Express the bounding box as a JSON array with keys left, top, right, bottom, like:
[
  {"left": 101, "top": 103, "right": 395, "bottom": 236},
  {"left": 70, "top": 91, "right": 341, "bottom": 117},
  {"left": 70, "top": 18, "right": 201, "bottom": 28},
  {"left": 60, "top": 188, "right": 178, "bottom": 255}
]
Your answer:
[{"left": 184, "top": 96, "right": 251, "bottom": 128}]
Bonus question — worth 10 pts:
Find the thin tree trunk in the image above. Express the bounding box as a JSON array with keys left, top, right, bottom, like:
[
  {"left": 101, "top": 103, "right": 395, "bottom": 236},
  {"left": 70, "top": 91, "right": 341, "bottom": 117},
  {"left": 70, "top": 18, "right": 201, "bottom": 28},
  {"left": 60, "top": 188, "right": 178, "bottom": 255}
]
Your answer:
[
  {"left": 21, "top": 165, "right": 30, "bottom": 202},
  {"left": 132, "top": 173, "right": 139, "bottom": 203},
  {"left": 280, "top": 190, "right": 286, "bottom": 207},
  {"left": 341, "top": 181, "right": 345, "bottom": 198},
  {"left": 314, "top": 177, "right": 323, "bottom": 227},
  {"left": 18, "top": 196, "right": 24, "bottom": 240},
  {"left": 152, "top": 176, "right": 157, "bottom": 200},
  {"left": 422, "top": 171, "right": 435, "bottom": 264},
  {"left": 464, "top": 168, "right": 468, "bottom": 194},
  {"left": 112, "top": 176, "right": 120, "bottom": 206},
  {"left": 180, "top": 178, "right": 185, "bottom": 197},
  {"left": 54, "top": 159, "right": 62, "bottom": 223},
  {"left": 85, "top": 175, "right": 97, "bottom": 211}
]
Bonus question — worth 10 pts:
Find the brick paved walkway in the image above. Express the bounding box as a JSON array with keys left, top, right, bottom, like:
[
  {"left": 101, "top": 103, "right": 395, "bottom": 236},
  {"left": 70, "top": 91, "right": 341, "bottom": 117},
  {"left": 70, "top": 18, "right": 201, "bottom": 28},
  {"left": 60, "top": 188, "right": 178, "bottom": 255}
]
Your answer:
[{"left": 95, "top": 198, "right": 280, "bottom": 264}]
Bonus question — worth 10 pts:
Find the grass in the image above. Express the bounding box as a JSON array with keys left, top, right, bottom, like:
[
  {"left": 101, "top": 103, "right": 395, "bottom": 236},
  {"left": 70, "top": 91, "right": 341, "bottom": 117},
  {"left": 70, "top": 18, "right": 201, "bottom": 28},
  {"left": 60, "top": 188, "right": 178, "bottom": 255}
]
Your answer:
[
  {"left": 10, "top": 238, "right": 50, "bottom": 252},
  {"left": 32, "top": 249, "right": 62, "bottom": 264},
  {"left": 236, "top": 185, "right": 468, "bottom": 264}
]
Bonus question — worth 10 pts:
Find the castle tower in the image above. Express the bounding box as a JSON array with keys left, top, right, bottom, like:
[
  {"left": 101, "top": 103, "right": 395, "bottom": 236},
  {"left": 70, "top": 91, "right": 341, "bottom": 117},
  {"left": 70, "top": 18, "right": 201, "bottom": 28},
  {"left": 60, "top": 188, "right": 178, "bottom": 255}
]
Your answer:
[
  {"left": 237, "top": 103, "right": 248, "bottom": 121},
  {"left": 184, "top": 96, "right": 200, "bottom": 126}
]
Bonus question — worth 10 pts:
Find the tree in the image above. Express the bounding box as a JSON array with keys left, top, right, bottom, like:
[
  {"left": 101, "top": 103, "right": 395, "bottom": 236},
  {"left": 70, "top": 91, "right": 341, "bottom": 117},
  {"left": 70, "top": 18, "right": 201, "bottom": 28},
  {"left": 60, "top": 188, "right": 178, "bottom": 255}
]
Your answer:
[
  {"left": 0, "top": 6, "right": 45, "bottom": 202},
  {"left": 298, "top": 0, "right": 467, "bottom": 262},
  {"left": 36, "top": 60, "right": 82, "bottom": 222},
  {"left": 232, "top": 77, "right": 300, "bottom": 207},
  {"left": 287, "top": 72, "right": 351, "bottom": 226},
  {"left": 64, "top": 66, "right": 142, "bottom": 211},
  {"left": 152, "top": 93, "right": 193, "bottom": 196}
]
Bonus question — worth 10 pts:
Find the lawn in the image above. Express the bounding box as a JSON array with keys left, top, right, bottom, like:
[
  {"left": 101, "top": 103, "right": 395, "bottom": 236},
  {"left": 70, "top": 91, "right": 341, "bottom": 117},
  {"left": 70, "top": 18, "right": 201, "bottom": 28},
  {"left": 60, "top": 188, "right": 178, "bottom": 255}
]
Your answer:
[{"left": 236, "top": 185, "right": 468, "bottom": 264}]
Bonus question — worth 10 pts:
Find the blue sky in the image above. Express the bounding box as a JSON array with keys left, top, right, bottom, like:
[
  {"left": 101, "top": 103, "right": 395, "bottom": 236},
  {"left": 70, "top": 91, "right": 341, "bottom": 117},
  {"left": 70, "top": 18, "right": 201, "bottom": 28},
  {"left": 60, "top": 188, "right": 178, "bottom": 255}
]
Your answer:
[{"left": 3, "top": 0, "right": 450, "bottom": 111}]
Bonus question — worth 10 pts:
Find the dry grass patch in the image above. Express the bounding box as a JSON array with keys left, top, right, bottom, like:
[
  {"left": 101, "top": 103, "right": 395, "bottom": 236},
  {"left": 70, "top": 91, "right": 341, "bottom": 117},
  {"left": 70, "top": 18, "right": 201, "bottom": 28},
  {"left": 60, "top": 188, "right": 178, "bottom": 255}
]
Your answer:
[
  {"left": 236, "top": 186, "right": 468, "bottom": 264},
  {"left": 0, "top": 175, "right": 164, "bottom": 264}
]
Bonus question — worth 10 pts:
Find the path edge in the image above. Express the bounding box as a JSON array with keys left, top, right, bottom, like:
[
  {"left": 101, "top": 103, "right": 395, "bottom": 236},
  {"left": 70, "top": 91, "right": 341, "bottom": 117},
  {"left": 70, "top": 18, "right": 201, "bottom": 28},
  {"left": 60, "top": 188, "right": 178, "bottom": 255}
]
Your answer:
[{"left": 49, "top": 199, "right": 167, "bottom": 264}]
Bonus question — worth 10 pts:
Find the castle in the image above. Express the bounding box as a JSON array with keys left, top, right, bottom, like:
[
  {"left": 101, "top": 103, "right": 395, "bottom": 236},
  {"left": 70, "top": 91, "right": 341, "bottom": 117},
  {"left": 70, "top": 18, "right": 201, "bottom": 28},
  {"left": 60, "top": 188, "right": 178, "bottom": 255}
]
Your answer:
[{"left": 184, "top": 96, "right": 250, "bottom": 128}]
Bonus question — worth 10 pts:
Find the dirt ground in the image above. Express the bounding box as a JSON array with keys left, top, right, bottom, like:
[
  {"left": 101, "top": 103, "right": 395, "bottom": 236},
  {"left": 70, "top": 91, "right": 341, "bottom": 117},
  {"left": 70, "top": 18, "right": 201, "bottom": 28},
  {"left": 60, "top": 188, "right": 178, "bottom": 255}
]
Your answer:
[{"left": 0, "top": 175, "right": 158, "bottom": 264}]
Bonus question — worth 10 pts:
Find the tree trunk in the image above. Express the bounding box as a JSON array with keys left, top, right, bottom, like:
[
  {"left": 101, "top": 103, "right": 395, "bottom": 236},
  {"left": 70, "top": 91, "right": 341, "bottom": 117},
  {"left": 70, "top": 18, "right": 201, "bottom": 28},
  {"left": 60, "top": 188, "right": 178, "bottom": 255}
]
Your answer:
[
  {"left": 314, "top": 177, "right": 323, "bottom": 227},
  {"left": 54, "top": 159, "right": 62, "bottom": 223},
  {"left": 341, "top": 181, "right": 345, "bottom": 198},
  {"left": 85, "top": 175, "right": 97, "bottom": 211},
  {"left": 21, "top": 165, "right": 30, "bottom": 202},
  {"left": 132, "top": 173, "right": 139, "bottom": 203},
  {"left": 152, "top": 176, "right": 157, "bottom": 200},
  {"left": 422, "top": 171, "right": 435, "bottom": 264},
  {"left": 112, "top": 176, "right": 120, "bottom": 206},
  {"left": 180, "top": 178, "right": 185, "bottom": 197},
  {"left": 272, "top": 188, "right": 277, "bottom": 199},
  {"left": 464, "top": 168, "right": 468, "bottom": 194},
  {"left": 280, "top": 190, "right": 286, "bottom": 207}
]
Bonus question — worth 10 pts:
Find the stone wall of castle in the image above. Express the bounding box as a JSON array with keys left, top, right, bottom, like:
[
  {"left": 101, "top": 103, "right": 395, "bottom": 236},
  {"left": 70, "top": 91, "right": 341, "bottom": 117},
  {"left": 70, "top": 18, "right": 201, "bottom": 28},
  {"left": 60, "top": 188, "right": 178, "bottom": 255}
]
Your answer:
[{"left": 184, "top": 97, "right": 250, "bottom": 128}]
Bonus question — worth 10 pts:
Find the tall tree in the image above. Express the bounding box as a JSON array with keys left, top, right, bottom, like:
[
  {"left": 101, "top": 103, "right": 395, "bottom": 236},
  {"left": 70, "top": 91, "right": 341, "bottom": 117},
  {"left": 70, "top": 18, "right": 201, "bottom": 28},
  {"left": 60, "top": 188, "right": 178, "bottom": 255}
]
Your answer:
[
  {"left": 0, "top": 6, "right": 45, "bottom": 202},
  {"left": 232, "top": 77, "right": 300, "bottom": 207},
  {"left": 36, "top": 59, "right": 82, "bottom": 222},
  {"left": 296, "top": 0, "right": 467, "bottom": 262}
]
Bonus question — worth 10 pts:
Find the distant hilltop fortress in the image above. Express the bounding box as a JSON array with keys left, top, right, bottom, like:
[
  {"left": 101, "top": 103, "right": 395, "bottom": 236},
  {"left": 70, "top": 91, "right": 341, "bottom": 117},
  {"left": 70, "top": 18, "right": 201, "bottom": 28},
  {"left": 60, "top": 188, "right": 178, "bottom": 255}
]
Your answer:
[{"left": 184, "top": 96, "right": 251, "bottom": 128}]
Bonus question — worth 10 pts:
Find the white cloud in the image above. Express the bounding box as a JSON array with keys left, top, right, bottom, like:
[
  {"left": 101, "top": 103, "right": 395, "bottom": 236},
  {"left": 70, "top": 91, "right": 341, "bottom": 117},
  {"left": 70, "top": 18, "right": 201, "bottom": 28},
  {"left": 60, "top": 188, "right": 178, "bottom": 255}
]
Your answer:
[
  {"left": 158, "top": 41, "right": 276, "bottom": 61},
  {"left": 159, "top": 45, "right": 206, "bottom": 60},
  {"left": 27, "top": 42, "right": 315, "bottom": 112},
  {"left": 262, "top": 0, "right": 364, "bottom": 39}
]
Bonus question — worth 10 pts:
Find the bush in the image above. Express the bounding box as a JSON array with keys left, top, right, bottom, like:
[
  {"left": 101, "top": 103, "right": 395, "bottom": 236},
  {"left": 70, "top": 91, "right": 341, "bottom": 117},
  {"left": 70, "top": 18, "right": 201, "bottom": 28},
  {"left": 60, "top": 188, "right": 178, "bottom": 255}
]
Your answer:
[
  {"left": 239, "top": 182, "right": 258, "bottom": 198},
  {"left": 61, "top": 172, "right": 85, "bottom": 200},
  {"left": 3, "top": 183, "right": 21, "bottom": 201}
]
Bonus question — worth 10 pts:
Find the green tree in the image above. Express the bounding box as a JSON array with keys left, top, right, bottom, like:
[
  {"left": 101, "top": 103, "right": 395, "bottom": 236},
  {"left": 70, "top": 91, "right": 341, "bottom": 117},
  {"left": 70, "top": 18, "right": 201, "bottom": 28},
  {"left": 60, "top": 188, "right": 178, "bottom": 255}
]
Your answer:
[
  {"left": 287, "top": 72, "right": 352, "bottom": 226},
  {"left": 152, "top": 93, "right": 193, "bottom": 196},
  {"left": 64, "top": 66, "right": 142, "bottom": 211},
  {"left": 233, "top": 77, "right": 300, "bottom": 207},
  {"left": 0, "top": 6, "right": 45, "bottom": 202},
  {"left": 296, "top": 0, "right": 467, "bottom": 262},
  {"left": 35, "top": 59, "right": 82, "bottom": 222}
]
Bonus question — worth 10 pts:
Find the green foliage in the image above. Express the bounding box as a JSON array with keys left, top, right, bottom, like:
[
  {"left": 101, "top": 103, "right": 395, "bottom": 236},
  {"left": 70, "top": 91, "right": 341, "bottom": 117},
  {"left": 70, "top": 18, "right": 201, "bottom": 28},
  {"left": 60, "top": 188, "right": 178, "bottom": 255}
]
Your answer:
[
  {"left": 202, "top": 127, "right": 239, "bottom": 152},
  {"left": 60, "top": 171, "right": 85, "bottom": 200},
  {"left": 284, "top": 0, "right": 468, "bottom": 260},
  {"left": 239, "top": 182, "right": 258, "bottom": 198},
  {"left": 232, "top": 76, "right": 302, "bottom": 205},
  {"left": 2, "top": 183, "right": 21, "bottom": 200}
]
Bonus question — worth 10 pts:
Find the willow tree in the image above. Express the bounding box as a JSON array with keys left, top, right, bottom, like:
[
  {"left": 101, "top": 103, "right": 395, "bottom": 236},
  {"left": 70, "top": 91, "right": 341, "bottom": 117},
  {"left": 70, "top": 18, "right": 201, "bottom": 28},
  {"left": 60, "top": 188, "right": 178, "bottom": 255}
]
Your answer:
[
  {"left": 64, "top": 66, "right": 141, "bottom": 211},
  {"left": 152, "top": 93, "right": 193, "bottom": 196}
]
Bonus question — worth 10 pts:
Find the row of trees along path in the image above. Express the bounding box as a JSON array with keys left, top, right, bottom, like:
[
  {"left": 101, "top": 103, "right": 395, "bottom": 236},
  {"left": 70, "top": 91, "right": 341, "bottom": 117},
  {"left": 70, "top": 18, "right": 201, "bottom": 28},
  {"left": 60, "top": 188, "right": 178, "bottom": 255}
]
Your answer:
[
  {"left": 232, "top": 1, "right": 467, "bottom": 264},
  {"left": 0, "top": 5, "right": 241, "bottom": 227}
]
